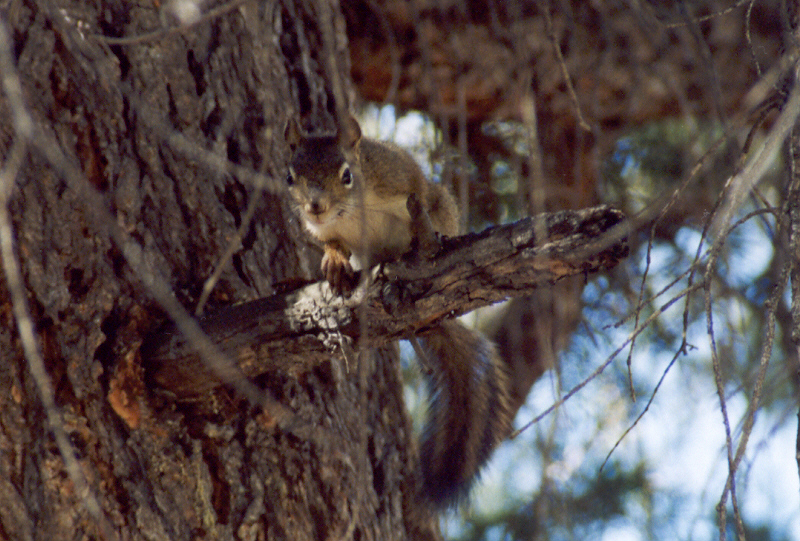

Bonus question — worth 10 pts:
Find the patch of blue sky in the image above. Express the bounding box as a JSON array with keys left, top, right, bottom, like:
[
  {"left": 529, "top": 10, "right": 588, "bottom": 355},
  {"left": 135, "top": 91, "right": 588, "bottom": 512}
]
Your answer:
[{"left": 361, "top": 105, "right": 438, "bottom": 178}]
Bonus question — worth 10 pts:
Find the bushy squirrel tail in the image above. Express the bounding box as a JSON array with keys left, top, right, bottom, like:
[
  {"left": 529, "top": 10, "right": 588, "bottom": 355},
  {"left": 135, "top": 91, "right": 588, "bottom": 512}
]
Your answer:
[{"left": 418, "top": 320, "right": 512, "bottom": 507}]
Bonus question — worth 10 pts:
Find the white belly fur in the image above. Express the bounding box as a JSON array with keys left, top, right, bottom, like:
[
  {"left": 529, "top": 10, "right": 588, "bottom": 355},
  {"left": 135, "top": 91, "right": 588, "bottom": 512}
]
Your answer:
[{"left": 309, "top": 193, "right": 412, "bottom": 269}]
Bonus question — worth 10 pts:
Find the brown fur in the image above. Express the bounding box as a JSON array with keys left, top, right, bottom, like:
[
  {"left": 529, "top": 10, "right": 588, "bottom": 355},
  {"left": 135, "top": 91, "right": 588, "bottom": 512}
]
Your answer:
[{"left": 285, "top": 117, "right": 511, "bottom": 507}]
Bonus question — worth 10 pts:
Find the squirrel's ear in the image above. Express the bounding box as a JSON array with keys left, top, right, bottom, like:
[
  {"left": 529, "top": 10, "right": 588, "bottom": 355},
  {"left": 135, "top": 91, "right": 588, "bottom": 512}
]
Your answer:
[
  {"left": 284, "top": 118, "right": 303, "bottom": 151},
  {"left": 338, "top": 115, "right": 362, "bottom": 150}
]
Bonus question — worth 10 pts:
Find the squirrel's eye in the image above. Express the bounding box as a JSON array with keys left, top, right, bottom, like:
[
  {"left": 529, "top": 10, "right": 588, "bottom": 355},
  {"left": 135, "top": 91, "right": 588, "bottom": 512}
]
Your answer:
[
  {"left": 341, "top": 167, "right": 352, "bottom": 188},
  {"left": 286, "top": 172, "right": 294, "bottom": 186}
]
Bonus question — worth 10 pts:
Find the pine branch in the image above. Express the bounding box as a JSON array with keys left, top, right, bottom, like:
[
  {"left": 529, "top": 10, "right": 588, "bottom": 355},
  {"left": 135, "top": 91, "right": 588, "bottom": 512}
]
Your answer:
[{"left": 144, "top": 205, "right": 628, "bottom": 397}]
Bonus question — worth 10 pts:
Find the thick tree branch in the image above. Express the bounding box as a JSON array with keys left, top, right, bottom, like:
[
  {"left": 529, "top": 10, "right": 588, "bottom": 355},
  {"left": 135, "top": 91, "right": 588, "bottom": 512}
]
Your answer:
[{"left": 144, "top": 205, "right": 628, "bottom": 397}]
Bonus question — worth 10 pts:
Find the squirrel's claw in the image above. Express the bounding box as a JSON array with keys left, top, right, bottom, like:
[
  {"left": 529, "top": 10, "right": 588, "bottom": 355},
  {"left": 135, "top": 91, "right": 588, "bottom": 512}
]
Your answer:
[{"left": 321, "top": 245, "right": 354, "bottom": 294}]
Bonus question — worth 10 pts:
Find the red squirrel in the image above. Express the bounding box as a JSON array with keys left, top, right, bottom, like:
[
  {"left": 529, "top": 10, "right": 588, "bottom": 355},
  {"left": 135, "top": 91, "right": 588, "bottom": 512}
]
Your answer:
[{"left": 285, "top": 116, "right": 512, "bottom": 507}]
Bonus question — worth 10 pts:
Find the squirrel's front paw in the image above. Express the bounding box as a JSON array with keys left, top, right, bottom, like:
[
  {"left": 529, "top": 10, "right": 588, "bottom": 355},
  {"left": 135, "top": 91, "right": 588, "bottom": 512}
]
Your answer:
[{"left": 321, "top": 247, "right": 355, "bottom": 294}]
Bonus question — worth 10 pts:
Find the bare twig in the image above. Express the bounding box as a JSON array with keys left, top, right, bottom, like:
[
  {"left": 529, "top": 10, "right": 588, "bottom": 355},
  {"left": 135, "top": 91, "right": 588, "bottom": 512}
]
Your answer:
[
  {"left": 516, "top": 280, "right": 703, "bottom": 438},
  {"left": 711, "top": 63, "right": 800, "bottom": 239},
  {"left": 538, "top": 0, "right": 591, "bottom": 132},
  {"left": 195, "top": 185, "right": 264, "bottom": 316},
  {"left": 784, "top": 80, "right": 800, "bottom": 515},
  {"left": 90, "top": 0, "right": 249, "bottom": 46},
  {"left": 0, "top": 17, "right": 115, "bottom": 541}
]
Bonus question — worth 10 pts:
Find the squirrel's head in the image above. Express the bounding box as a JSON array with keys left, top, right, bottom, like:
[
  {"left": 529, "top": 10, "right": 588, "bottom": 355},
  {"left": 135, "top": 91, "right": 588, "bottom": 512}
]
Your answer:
[{"left": 284, "top": 116, "right": 362, "bottom": 231}]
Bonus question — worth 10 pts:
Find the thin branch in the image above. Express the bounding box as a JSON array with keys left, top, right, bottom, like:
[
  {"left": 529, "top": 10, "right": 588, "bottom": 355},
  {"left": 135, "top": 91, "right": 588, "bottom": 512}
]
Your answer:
[
  {"left": 195, "top": 184, "right": 264, "bottom": 316},
  {"left": 0, "top": 17, "right": 115, "bottom": 541},
  {"left": 517, "top": 280, "right": 704, "bottom": 438},
  {"left": 364, "top": 0, "right": 401, "bottom": 106},
  {"left": 711, "top": 62, "right": 800, "bottom": 239},
  {"left": 704, "top": 253, "right": 738, "bottom": 541},
  {"left": 538, "top": 0, "right": 591, "bottom": 132},
  {"left": 703, "top": 61, "right": 800, "bottom": 541},
  {"left": 658, "top": 0, "right": 752, "bottom": 28},
  {"left": 600, "top": 343, "right": 685, "bottom": 472},
  {"left": 601, "top": 203, "right": 777, "bottom": 472},
  {"left": 90, "top": 0, "right": 249, "bottom": 46},
  {"left": 784, "top": 73, "right": 800, "bottom": 513}
]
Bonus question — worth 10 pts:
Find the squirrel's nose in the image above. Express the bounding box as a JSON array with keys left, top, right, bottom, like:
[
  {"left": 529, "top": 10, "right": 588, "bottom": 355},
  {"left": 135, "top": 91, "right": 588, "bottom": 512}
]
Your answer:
[{"left": 308, "top": 199, "right": 326, "bottom": 215}]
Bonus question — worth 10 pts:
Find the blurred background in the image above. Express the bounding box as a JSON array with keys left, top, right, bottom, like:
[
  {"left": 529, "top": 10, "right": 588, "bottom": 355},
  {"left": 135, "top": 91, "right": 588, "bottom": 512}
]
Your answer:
[{"left": 347, "top": 1, "right": 798, "bottom": 533}]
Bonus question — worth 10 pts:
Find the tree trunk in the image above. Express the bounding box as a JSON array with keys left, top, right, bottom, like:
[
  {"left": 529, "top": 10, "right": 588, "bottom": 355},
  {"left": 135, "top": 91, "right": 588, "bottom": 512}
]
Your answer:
[{"left": 0, "top": 1, "right": 440, "bottom": 539}]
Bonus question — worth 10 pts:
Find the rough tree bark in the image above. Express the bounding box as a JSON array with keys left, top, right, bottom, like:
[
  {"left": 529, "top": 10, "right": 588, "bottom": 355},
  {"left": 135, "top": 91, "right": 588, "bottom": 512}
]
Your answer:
[{"left": 0, "top": 0, "right": 448, "bottom": 539}]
